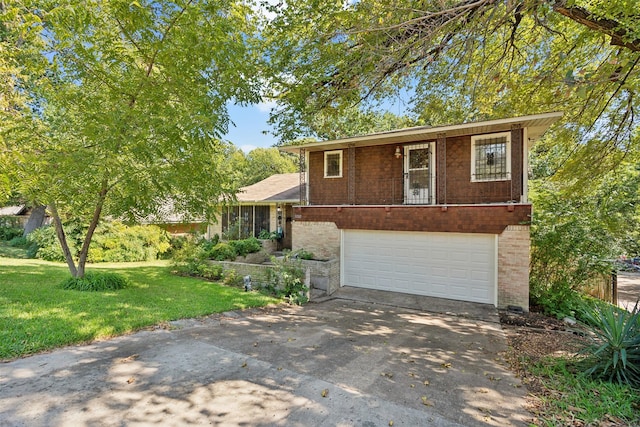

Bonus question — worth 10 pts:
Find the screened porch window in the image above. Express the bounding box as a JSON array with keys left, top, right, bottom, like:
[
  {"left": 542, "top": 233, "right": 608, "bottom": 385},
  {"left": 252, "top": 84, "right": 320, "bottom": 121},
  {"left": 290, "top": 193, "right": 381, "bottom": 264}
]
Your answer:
[
  {"left": 221, "top": 205, "right": 271, "bottom": 238},
  {"left": 471, "top": 132, "right": 511, "bottom": 181}
]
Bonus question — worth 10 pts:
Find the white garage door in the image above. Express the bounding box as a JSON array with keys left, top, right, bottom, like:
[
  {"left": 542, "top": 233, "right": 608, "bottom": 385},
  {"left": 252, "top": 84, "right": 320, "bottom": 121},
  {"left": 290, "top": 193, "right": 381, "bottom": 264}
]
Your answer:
[{"left": 342, "top": 230, "right": 496, "bottom": 304}]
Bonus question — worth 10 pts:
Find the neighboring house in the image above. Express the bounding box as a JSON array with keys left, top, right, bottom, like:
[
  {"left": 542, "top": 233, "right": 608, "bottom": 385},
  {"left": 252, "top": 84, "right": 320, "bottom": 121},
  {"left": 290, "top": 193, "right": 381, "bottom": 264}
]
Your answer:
[
  {"left": 153, "top": 212, "right": 209, "bottom": 237},
  {"left": 209, "top": 173, "right": 303, "bottom": 249},
  {"left": 0, "top": 205, "right": 49, "bottom": 228},
  {"left": 0, "top": 205, "right": 29, "bottom": 227},
  {"left": 281, "top": 112, "right": 563, "bottom": 311}
]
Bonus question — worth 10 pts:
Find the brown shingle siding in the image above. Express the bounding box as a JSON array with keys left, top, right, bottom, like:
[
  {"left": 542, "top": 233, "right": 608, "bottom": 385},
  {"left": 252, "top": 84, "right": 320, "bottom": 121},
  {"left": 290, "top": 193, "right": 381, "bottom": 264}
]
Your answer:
[
  {"left": 294, "top": 204, "right": 531, "bottom": 234},
  {"left": 307, "top": 129, "right": 525, "bottom": 206}
]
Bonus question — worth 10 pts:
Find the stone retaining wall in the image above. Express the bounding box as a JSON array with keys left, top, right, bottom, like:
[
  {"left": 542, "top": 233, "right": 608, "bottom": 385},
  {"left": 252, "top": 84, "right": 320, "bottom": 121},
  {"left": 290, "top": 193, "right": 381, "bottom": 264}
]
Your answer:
[{"left": 211, "top": 258, "right": 340, "bottom": 295}]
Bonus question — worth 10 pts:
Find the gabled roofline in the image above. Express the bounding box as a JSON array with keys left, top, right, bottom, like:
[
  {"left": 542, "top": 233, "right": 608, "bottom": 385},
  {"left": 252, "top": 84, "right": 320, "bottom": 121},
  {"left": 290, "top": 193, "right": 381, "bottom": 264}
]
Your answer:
[{"left": 280, "top": 112, "right": 563, "bottom": 153}]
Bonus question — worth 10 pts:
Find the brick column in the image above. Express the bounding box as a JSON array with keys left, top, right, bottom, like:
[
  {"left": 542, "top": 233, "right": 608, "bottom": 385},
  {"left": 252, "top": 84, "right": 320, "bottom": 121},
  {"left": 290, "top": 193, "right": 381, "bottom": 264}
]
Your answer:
[
  {"left": 292, "top": 221, "right": 341, "bottom": 260},
  {"left": 498, "top": 224, "right": 530, "bottom": 311}
]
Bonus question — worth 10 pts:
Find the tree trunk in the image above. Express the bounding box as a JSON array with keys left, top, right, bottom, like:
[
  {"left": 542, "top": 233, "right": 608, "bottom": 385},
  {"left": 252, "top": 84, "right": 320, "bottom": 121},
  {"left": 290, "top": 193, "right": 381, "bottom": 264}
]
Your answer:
[
  {"left": 76, "top": 179, "right": 109, "bottom": 278},
  {"left": 22, "top": 204, "right": 46, "bottom": 237},
  {"left": 49, "top": 202, "right": 78, "bottom": 277}
]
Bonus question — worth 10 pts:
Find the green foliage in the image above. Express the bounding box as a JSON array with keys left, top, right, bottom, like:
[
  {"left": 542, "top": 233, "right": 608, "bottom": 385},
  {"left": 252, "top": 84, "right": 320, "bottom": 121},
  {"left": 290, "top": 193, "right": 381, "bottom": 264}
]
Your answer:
[
  {"left": 88, "top": 222, "right": 170, "bottom": 263},
  {"left": 207, "top": 237, "right": 262, "bottom": 260},
  {"left": 0, "top": 241, "right": 29, "bottom": 259},
  {"left": 529, "top": 166, "right": 640, "bottom": 315},
  {"left": 0, "top": 258, "right": 279, "bottom": 359},
  {"left": 578, "top": 302, "right": 640, "bottom": 388},
  {"left": 27, "top": 222, "right": 170, "bottom": 263},
  {"left": 229, "top": 237, "right": 262, "bottom": 257},
  {"left": 27, "top": 225, "right": 76, "bottom": 262},
  {"left": 530, "top": 280, "right": 585, "bottom": 319},
  {"left": 59, "top": 271, "right": 130, "bottom": 292},
  {"left": 170, "top": 235, "right": 210, "bottom": 275},
  {"left": 293, "top": 249, "right": 315, "bottom": 260},
  {"left": 264, "top": 0, "right": 639, "bottom": 186},
  {"left": 262, "top": 253, "right": 308, "bottom": 305},
  {"left": 7, "top": 236, "right": 28, "bottom": 248},
  {"left": 209, "top": 242, "right": 238, "bottom": 261},
  {"left": 1, "top": 1, "right": 263, "bottom": 277},
  {"left": 222, "top": 269, "right": 243, "bottom": 288},
  {"left": 0, "top": 226, "right": 22, "bottom": 241},
  {"left": 170, "top": 236, "right": 225, "bottom": 280},
  {"left": 258, "top": 229, "right": 279, "bottom": 240},
  {"left": 529, "top": 358, "right": 640, "bottom": 425},
  {"left": 224, "top": 147, "right": 298, "bottom": 187},
  {"left": 222, "top": 220, "right": 249, "bottom": 240}
]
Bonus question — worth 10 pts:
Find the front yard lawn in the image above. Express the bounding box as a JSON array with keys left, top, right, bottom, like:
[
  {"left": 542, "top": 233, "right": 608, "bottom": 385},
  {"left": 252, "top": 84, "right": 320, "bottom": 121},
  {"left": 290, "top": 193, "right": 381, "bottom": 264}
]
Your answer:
[{"left": 0, "top": 258, "right": 280, "bottom": 360}]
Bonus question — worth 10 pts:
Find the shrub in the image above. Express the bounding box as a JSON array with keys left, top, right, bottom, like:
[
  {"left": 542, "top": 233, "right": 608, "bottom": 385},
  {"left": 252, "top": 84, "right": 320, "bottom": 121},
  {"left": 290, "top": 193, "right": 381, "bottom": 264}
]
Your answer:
[
  {"left": 198, "top": 263, "right": 223, "bottom": 280},
  {"left": 88, "top": 222, "right": 170, "bottom": 262},
  {"left": 209, "top": 242, "right": 237, "bottom": 261},
  {"left": 293, "top": 249, "right": 315, "bottom": 260},
  {"left": 8, "top": 236, "right": 29, "bottom": 248},
  {"left": 171, "top": 236, "right": 209, "bottom": 272},
  {"left": 27, "top": 222, "right": 170, "bottom": 263},
  {"left": 262, "top": 253, "right": 308, "bottom": 305},
  {"left": 578, "top": 301, "right": 640, "bottom": 388},
  {"left": 222, "top": 269, "right": 243, "bottom": 287},
  {"left": 200, "top": 234, "right": 220, "bottom": 253},
  {"left": 229, "top": 237, "right": 262, "bottom": 257},
  {"left": 530, "top": 279, "right": 585, "bottom": 318},
  {"left": 0, "top": 226, "right": 23, "bottom": 241},
  {"left": 258, "top": 229, "right": 278, "bottom": 240},
  {"left": 27, "top": 225, "right": 74, "bottom": 262},
  {"left": 59, "top": 271, "right": 130, "bottom": 291}
]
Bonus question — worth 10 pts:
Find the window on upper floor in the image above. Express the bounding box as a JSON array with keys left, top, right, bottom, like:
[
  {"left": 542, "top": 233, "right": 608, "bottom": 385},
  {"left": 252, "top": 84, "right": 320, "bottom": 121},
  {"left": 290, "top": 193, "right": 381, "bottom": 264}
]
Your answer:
[
  {"left": 471, "top": 132, "right": 511, "bottom": 182},
  {"left": 324, "top": 150, "right": 343, "bottom": 178}
]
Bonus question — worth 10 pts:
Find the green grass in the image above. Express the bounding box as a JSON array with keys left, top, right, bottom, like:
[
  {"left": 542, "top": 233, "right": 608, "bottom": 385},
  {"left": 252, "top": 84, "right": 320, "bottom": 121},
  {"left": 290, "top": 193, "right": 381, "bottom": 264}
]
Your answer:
[
  {"left": 529, "top": 358, "right": 640, "bottom": 426},
  {"left": 0, "top": 258, "right": 280, "bottom": 360},
  {"left": 0, "top": 241, "right": 29, "bottom": 259}
]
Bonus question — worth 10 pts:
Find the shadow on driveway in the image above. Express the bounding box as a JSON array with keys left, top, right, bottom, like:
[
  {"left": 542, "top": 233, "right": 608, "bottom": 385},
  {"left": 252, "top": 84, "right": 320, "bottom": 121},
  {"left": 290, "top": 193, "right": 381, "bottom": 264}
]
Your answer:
[{"left": 0, "top": 289, "right": 531, "bottom": 426}]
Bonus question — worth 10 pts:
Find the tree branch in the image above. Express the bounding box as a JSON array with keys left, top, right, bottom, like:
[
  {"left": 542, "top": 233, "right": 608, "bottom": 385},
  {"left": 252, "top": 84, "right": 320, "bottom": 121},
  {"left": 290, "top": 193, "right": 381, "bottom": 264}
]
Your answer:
[
  {"left": 552, "top": 0, "right": 640, "bottom": 52},
  {"left": 49, "top": 201, "right": 78, "bottom": 277},
  {"left": 76, "top": 177, "right": 109, "bottom": 277}
]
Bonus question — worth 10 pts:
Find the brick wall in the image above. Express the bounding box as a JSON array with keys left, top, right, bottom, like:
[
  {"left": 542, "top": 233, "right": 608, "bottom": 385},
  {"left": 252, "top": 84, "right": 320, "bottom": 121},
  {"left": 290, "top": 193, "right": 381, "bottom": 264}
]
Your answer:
[
  {"left": 294, "top": 204, "right": 531, "bottom": 235},
  {"left": 292, "top": 221, "right": 341, "bottom": 260},
  {"left": 498, "top": 225, "right": 530, "bottom": 311},
  {"left": 307, "top": 129, "right": 525, "bottom": 205}
]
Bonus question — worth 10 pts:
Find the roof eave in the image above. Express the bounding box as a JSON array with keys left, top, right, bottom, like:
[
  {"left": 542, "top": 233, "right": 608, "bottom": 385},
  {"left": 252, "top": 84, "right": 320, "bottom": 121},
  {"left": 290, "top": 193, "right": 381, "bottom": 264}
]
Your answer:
[{"left": 280, "top": 112, "right": 563, "bottom": 153}]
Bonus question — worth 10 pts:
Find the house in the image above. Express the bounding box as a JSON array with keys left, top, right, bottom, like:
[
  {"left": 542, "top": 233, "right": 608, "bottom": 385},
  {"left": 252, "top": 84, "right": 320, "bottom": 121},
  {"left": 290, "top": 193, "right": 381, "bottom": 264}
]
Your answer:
[
  {"left": 208, "top": 173, "right": 303, "bottom": 249},
  {"left": 280, "top": 112, "right": 563, "bottom": 311},
  {"left": 0, "top": 205, "right": 30, "bottom": 227}
]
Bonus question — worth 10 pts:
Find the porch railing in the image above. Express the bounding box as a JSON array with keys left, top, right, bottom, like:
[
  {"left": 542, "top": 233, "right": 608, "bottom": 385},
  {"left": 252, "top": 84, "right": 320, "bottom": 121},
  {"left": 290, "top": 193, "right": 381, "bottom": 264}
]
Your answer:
[{"left": 346, "top": 176, "right": 518, "bottom": 205}]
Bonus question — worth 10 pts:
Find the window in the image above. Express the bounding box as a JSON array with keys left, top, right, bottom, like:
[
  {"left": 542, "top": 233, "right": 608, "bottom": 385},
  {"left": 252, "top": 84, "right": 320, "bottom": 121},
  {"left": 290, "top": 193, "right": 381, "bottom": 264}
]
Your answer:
[
  {"left": 471, "top": 132, "right": 511, "bottom": 181},
  {"left": 222, "top": 205, "right": 271, "bottom": 238},
  {"left": 324, "top": 150, "right": 343, "bottom": 178}
]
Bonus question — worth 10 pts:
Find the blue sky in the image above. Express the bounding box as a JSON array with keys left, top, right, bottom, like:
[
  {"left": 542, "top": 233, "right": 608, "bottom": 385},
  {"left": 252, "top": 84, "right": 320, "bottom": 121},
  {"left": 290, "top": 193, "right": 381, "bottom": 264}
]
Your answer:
[
  {"left": 224, "top": 102, "right": 280, "bottom": 152},
  {"left": 224, "top": 90, "right": 413, "bottom": 153}
]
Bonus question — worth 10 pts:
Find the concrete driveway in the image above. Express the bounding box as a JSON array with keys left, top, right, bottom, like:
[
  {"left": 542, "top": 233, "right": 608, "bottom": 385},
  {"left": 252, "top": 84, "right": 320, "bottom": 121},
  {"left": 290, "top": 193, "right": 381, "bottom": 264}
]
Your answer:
[{"left": 0, "top": 289, "right": 531, "bottom": 426}]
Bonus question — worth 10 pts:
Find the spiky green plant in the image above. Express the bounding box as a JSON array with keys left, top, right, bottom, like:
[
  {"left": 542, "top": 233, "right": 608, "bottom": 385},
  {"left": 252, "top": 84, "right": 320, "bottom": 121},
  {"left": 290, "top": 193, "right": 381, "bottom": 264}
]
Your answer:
[{"left": 579, "top": 301, "right": 640, "bottom": 388}]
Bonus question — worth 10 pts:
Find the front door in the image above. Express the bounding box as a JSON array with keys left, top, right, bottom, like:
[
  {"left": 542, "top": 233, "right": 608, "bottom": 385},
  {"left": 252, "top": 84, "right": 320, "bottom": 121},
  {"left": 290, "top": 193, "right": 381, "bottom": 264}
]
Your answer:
[{"left": 404, "top": 143, "right": 434, "bottom": 204}]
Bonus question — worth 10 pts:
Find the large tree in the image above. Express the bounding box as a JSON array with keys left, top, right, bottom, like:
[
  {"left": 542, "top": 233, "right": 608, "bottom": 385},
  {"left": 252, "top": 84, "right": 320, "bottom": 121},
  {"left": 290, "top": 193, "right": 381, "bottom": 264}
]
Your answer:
[
  {"left": 264, "top": 0, "right": 639, "bottom": 187},
  {"left": 1, "top": 0, "right": 263, "bottom": 277}
]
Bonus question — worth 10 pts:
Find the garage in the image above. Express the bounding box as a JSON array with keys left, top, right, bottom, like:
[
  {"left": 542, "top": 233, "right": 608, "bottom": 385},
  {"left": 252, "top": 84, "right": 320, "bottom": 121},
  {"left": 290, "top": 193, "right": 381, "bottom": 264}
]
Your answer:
[{"left": 342, "top": 230, "right": 497, "bottom": 305}]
